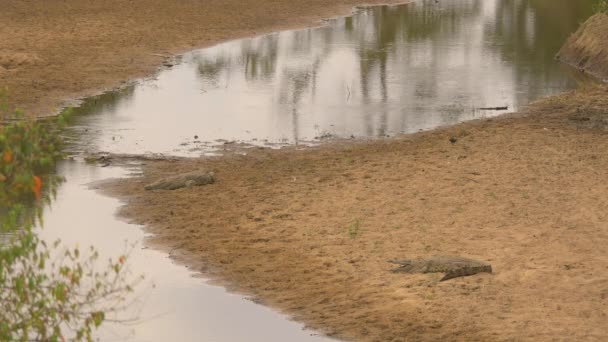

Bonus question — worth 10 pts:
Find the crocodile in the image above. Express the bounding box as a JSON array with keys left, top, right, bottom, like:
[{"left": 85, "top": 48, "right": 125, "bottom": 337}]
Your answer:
[
  {"left": 388, "top": 256, "right": 492, "bottom": 281},
  {"left": 144, "top": 171, "right": 215, "bottom": 190}
]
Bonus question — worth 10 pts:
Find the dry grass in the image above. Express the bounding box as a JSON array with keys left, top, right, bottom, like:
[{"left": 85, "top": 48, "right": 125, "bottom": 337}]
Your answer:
[{"left": 558, "top": 13, "right": 608, "bottom": 80}]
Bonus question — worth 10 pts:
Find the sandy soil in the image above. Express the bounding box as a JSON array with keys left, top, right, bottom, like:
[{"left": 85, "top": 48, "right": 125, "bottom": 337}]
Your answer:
[
  {"left": 0, "top": 0, "right": 405, "bottom": 117},
  {"left": 105, "top": 85, "right": 608, "bottom": 342}
]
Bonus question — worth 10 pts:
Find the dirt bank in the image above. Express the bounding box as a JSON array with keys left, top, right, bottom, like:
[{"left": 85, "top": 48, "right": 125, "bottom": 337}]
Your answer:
[
  {"left": 558, "top": 13, "right": 608, "bottom": 81},
  {"left": 0, "top": 0, "right": 405, "bottom": 117},
  {"left": 105, "top": 84, "right": 608, "bottom": 342}
]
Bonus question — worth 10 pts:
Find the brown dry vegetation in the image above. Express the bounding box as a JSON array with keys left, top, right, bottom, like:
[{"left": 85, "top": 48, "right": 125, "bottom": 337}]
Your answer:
[
  {"left": 106, "top": 85, "right": 608, "bottom": 342},
  {"left": 0, "top": 0, "right": 405, "bottom": 117},
  {"left": 558, "top": 13, "right": 608, "bottom": 80}
]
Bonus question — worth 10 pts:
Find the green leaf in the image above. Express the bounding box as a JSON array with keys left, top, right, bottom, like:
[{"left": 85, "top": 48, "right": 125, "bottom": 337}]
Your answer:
[{"left": 91, "top": 312, "right": 105, "bottom": 328}]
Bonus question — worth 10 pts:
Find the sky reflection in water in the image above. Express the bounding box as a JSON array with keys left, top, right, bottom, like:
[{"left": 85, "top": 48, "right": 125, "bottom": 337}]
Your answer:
[{"left": 66, "top": 0, "right": 595, "bottom": 156}]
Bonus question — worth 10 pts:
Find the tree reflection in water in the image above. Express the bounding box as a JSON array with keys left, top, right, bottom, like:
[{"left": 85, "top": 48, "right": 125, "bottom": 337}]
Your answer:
[
  {"left": 192, "top": 0, "right": 594, "bottom": 144},
  {"left": 63, "top": 0, "right": 597, "bottom": 156}
]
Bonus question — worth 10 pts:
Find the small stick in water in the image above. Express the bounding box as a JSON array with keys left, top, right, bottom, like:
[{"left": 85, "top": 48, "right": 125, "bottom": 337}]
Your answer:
[{"left": 478, "top": 106, "right": 509, "bottom": 111}]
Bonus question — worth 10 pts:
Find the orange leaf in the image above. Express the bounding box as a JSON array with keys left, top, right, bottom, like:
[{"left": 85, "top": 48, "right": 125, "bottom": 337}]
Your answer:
[
  {"left": 32, "top": 175, "right": 42, "bottom": 200},
  {"left": 2, "top": 150, "right": 12, "bottom": 164}
]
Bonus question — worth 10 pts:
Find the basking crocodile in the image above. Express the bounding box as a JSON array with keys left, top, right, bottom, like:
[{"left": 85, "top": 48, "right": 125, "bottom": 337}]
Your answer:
[
  {"left": 388, "top": 256, "right": 492, "bottom": 281},
  {"left": 144, "top": 171, "right": 215, "bottom": 190}
]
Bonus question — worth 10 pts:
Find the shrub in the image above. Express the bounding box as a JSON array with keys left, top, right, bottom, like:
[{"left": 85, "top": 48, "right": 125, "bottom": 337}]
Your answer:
[
  {"left": 594, "top": 0, "right": 608, "bottom": 13},
  {"left": 1, "top": 94, "right": 138, "bottom": 341}
]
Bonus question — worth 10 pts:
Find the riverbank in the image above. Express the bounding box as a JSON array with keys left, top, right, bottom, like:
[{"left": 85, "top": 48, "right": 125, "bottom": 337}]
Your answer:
[
  {"left": 558, "top": 13, "right": 608, "bottom": 81},
  {"left": 0, "top": 0, "right": 405, "bottom": 117},
  {"left": 5, "top": 1, "right": 608, "bottom": 341},
  {"left": 105, "top": 84, "right": 608, "bottom": 341}
]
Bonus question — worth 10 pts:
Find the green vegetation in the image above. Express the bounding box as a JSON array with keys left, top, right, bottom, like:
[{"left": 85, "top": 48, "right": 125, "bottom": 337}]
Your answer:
[
  {"left": 595, "top": 0, "right": 608, "bottom": 13},
  {"left": 348, "top": 219, "right": 362, "bottom": 239},
  {"left": 1, "top": 94, "right": 138, "bottom": 341}
]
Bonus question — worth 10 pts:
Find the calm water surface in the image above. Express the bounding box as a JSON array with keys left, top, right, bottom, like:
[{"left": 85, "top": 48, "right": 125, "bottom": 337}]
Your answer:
[
  {"left": 39, "top": 162, "right": 333, "bottom": 341},
  {"left": 65, "top": 0, "right": 596, "bottom": 156},
  {"left": 43, "top": 0, "right": 597, "bottom": 340}
]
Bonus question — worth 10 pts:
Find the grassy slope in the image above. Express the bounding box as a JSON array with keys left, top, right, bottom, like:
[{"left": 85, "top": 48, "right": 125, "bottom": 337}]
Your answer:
[{"left": 558, "top": 13, "right": 608, "bottom": 80}]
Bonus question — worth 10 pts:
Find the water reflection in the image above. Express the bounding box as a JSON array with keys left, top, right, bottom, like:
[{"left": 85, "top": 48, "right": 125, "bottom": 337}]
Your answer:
[
  {"left": 38, "top": 161, "right": 334, "bottom": 341},
  {"left": 67, "top": 0, "right": 596, "bottom": 156}
]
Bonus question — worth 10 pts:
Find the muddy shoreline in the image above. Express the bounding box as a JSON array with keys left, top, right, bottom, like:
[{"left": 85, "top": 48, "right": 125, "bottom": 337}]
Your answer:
[
  {"left": 5, "top": 1, "right": 608, "bottom": 340},
  {"left": 0, "top": 0, "right": 408, "bottom": 118},
  {"left": 104, "top": 84, "right": 608, "bottom": 341},
  {"left": 89, "top": 6, "right": 608, "bottom": 340}
]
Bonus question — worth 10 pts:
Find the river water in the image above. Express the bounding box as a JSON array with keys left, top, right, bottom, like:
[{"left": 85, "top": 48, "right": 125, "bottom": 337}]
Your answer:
[
  {"left": 64, "top": 0, "right": 596, "bottom": 157},
  {"left": 39, "top": 0, "right": 597, "bottom": 340},
  {"left": 38, "top": 162, "right": 333, "bottom": 341}
]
